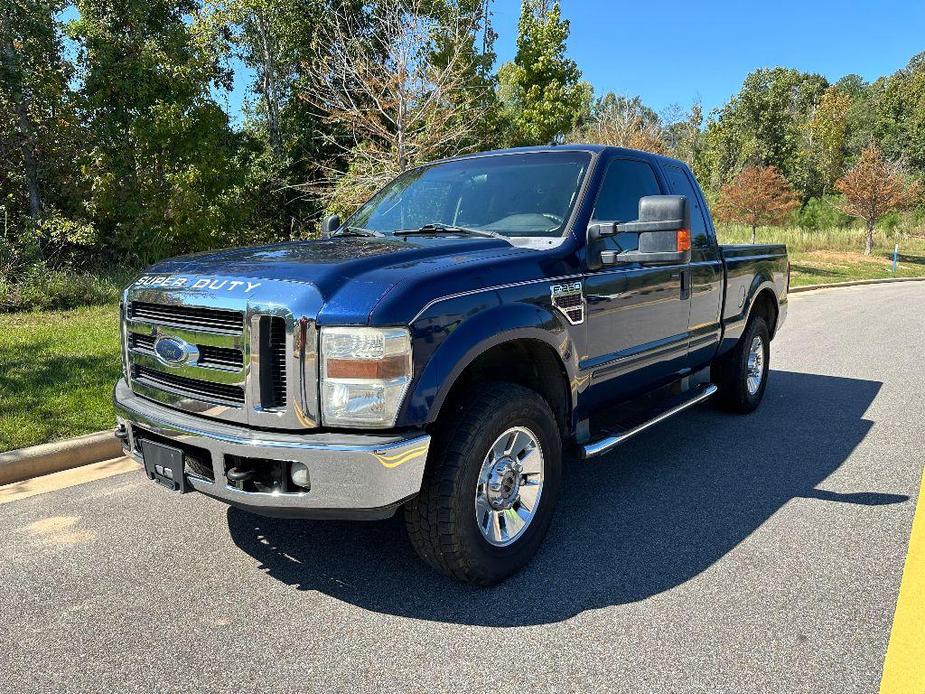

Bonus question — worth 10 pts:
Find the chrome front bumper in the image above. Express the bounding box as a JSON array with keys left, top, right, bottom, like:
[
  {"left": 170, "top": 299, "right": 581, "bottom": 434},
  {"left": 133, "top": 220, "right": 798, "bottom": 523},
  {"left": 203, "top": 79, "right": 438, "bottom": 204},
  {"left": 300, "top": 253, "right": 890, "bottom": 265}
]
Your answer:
[{"left": 114, "top": 379, "right": 430, "bottom": 519}]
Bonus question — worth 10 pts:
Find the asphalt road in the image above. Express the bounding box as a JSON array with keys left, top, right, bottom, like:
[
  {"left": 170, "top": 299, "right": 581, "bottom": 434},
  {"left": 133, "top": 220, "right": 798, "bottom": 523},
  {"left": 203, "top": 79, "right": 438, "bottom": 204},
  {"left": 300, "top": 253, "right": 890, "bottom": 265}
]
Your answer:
[{"left": 2, "top": 283, "right": 924, "bottom": 693}]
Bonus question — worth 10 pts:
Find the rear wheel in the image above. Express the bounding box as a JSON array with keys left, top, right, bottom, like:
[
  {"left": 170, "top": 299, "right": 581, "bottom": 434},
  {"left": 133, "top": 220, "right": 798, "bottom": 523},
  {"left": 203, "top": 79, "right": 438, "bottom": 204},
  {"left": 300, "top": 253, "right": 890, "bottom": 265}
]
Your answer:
[
  {"left": 404, "top": 382, "right": 562, "bottom": 585},
  {"left": 711, "top": 316, "right": 770, "bottom": 413}
]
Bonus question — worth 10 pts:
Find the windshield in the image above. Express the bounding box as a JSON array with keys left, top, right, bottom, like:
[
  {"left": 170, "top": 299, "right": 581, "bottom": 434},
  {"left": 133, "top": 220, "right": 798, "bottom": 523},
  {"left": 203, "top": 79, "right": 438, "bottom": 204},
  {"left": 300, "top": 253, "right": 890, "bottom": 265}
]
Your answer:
[{"left": 344, "top": 151, "right": 591, "bottom": 238}]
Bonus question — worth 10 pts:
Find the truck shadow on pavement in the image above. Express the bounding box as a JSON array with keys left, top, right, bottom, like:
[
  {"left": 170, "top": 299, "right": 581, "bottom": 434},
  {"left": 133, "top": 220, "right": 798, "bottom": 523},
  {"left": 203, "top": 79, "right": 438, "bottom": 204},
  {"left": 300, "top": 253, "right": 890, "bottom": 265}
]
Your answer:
[{"left": 227, "top": 369, "right": 900, "bottom": 626}]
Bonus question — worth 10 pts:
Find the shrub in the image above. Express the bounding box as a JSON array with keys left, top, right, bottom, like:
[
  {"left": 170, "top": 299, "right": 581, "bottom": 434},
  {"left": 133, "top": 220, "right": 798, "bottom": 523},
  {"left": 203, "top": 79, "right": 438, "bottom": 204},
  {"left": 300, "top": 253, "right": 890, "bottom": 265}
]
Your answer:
[
  {"left": 796, "top": 196, "right": 853, "bottom": 230},
  {"left": 880, "top": 210, "right": 902, "bottom": 233},
  {"left": 0, "top": 265, "right": 134, "bottom": 313}
]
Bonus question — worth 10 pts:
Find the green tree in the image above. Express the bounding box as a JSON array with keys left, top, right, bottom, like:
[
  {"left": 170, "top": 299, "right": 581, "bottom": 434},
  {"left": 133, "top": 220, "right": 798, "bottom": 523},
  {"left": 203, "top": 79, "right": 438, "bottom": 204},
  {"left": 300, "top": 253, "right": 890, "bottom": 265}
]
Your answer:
[
  {"left": 429, "top": 0, "right": 501, "bottom": 151},
  {"left": 832, "top": 74, "right": 875, "bottom": 159},
  {"left": 69, "top": 0, "right": 245, "bottom": 263},
  {"left": 498, "top": 0, "right": 591, "bottom": 146},
  {"left": 0, "top": 1, "right": 49, "bottom": 218},
  {"left": 870, "top": 53, "right": 925, "bottom": 172},
  {"left": 701, "top": 68, "right": 828, "bottom": 197},
  {"left": 198, "top": 0, "right": 345, "bottom": 238},
  {"left": 0, "top": 0, "right": 91, "bottom": 270},
  {"left": 664, "top": 100, "right": 703, "bottom": 168},
  {"left": 802, "top": 86, "right": 852, "bottom": 194}
]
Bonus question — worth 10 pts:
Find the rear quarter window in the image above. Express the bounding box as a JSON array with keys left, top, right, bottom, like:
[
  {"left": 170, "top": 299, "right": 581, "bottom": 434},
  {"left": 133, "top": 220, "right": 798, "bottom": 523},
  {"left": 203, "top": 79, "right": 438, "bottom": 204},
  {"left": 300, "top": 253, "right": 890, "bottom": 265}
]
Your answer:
[{"left": 662, "top": 164, "right": 713, "bottom": 250}]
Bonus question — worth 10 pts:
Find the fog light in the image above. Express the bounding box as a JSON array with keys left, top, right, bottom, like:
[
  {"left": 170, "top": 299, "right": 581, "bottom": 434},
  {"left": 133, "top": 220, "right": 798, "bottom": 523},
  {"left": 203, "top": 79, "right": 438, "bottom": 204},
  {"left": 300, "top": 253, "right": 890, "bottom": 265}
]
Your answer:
[{"left": 290, "top": 462, "right": 310, "bottom": 490}]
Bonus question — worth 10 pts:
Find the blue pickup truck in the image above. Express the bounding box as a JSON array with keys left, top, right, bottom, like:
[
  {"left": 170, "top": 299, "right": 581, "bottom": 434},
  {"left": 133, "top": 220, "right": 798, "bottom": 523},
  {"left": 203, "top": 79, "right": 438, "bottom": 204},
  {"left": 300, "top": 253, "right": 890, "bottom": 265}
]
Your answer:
[{"left": 114, "top": 145, "right": 789, "bottom": 584}]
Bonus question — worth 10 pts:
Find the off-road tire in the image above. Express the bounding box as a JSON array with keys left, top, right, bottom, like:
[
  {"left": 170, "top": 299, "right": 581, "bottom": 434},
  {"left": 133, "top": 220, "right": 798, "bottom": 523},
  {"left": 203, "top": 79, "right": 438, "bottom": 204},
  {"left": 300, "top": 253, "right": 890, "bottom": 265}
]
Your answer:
[{"left": 404, "top": 382, "right": 562, "bottom": 585}]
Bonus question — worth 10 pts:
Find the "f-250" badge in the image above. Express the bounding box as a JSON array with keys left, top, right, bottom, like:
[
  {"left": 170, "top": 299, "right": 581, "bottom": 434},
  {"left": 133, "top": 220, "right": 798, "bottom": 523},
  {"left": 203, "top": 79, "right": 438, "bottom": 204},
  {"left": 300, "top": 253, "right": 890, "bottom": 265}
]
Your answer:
[{"left": 550, "top": 281, "right": 584, "bottom": 325}]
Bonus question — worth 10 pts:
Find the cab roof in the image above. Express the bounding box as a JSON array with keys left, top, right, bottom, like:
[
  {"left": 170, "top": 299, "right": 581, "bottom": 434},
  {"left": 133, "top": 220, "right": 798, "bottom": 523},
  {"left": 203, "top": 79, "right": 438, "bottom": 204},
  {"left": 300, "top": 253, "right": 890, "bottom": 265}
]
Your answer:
[{"left": 435, "top": 144, "right": 689, "bottom": 170}]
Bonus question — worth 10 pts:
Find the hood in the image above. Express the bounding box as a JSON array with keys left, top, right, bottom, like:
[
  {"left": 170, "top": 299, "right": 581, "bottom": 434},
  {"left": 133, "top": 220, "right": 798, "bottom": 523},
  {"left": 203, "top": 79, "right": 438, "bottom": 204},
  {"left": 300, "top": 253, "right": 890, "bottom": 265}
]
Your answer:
[{"left": 138, "top": 236, "right": 530, "bottom": 324}]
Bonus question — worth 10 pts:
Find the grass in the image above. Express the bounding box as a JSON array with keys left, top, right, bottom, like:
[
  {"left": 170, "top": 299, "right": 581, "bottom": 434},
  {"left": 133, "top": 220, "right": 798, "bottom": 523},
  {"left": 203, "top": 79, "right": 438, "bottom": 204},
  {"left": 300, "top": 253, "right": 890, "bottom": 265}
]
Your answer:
[
  {"left": 716, "top": 224, "right": 925, "bottom": 287},
  {"left": 0, "top": 304, "right": 122, "bottom": 452}
]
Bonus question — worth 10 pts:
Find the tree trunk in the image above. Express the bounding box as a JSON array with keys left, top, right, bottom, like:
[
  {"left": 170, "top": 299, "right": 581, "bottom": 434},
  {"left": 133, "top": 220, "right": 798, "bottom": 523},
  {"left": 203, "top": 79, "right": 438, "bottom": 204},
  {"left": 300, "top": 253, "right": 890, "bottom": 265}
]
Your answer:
[
  {"left": 396, "top": 84, "right": 407, "bottom": 172},
  {"left": 14, "top": 100, "right": 41, "bottom": 217},
  {"left": 254, "top": 11, "right": 281, "bottom": 159},
  {"left": 751, "top": 224, "right": 756, "bottom": 244},
  {"left": 865, "top": 219, "right": 874, "bottom": 256}
]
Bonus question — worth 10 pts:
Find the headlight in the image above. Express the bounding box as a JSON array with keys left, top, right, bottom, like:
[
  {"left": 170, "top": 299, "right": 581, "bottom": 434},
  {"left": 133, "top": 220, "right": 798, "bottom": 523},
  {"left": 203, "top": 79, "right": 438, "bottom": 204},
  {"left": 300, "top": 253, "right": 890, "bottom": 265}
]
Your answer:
[{"left": 320, "top": 326, "right": 412, "bottom": 428}]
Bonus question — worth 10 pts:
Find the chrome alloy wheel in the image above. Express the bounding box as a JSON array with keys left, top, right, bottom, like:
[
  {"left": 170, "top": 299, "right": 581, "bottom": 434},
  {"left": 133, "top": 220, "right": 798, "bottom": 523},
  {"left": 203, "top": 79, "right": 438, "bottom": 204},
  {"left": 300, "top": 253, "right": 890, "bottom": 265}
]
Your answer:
[
  {"left": 746, "top": 335, "right": 765, "bottom": 395},
  {"left": 474, "top": 426, "right": 545, "bottom": 547}
]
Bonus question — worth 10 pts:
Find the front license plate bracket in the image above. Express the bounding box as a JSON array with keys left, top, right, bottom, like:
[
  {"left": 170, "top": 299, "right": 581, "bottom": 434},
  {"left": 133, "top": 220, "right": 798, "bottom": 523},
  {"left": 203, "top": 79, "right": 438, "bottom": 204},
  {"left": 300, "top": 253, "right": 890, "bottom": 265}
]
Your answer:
[{"left": 140, "top": 440, "right": 188, "bottom": 493}]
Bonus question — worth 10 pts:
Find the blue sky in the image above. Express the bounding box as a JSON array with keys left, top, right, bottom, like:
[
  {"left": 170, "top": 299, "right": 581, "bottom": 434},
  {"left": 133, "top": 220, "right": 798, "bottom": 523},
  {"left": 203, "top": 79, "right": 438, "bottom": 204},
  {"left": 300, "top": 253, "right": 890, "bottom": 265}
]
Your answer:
[{"left": 224, "top": 0, "right": 925, "bottom": 121}]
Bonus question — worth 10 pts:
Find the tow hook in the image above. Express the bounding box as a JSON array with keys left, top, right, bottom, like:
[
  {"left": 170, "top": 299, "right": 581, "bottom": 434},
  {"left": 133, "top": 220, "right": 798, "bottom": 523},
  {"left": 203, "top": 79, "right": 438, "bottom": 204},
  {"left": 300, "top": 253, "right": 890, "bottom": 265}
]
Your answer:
[
  {"left": 226, "top": 466, "right": 256, "bottom": 483},
  {"left": 114, "top": 424, "right": 129, "bottom": 442}
]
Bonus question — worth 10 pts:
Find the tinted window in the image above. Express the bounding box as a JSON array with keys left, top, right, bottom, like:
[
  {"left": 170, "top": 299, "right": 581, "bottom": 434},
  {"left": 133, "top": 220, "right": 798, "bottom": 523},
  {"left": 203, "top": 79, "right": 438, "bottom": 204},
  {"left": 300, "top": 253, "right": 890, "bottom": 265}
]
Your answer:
[
  {"left": 591, "top": 158, "right": 662, "bottom": 253},
  {"left": 663, "top": 164, "right": 711, "bottom": 249}
]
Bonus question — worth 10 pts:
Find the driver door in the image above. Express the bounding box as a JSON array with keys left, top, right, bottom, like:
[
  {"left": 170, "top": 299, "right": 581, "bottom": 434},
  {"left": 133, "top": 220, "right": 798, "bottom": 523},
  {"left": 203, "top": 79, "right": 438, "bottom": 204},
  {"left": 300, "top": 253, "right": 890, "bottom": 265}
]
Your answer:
[{"left": 581, "top": 157, "right": 692, "bottom": 407}]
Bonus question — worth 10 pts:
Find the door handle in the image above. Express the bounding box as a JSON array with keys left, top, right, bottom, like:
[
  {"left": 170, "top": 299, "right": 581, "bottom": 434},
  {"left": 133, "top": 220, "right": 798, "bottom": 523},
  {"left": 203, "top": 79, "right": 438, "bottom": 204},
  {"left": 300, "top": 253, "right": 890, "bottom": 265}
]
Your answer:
[{"left": 680, "top": 268, "right": 691, "bottom": 300}]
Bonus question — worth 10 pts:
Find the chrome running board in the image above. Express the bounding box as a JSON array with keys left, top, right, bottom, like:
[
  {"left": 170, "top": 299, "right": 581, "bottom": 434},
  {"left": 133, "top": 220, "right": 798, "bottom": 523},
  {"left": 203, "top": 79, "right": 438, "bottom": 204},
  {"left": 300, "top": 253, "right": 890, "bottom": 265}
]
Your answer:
[{"left": 580, "top": 383, "right": 718, "bottom": 459}]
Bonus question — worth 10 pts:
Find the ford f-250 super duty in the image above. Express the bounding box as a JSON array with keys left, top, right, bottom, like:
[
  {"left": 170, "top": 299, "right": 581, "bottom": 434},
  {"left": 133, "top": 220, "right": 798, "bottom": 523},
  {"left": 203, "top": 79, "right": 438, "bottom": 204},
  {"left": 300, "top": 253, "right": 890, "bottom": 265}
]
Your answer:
[{"left": 114, "top": 145, "right": 789, "bottom": 585}]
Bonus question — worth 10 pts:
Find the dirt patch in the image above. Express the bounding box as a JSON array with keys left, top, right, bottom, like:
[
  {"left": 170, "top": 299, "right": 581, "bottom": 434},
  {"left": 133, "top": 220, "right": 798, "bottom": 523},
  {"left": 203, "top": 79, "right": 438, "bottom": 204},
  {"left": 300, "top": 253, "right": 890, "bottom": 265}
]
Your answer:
[
  {"left": 23, "top": 515, "right": 94, "bottom": 545},
  {"left": 800, "top": 251, "right": 892, "bottom": 266}
]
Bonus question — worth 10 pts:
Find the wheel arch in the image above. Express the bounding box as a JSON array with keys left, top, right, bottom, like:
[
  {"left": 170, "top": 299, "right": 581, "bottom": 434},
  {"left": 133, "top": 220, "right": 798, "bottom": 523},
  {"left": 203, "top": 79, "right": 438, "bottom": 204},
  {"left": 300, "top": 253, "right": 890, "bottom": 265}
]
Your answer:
[
  {"left": 748, "top": 286, "right": 780, "bottom": 338},
  {"left": 718, "top": 278, "right": 781, "bottom": 356},
  {"left": 433, "top": 335, "right": 574, "bottom": 437},
  {"left": 397, "top": 300, "right": 578, "bottom": 436}
]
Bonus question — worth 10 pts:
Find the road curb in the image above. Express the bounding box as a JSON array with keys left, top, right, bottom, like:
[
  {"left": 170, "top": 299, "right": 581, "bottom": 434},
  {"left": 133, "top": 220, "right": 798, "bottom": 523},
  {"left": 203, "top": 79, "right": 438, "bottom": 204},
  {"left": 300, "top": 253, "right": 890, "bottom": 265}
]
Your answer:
[
  {"left": 0, "top": 431, "right": 123, "bottom": 486},
  {"left": 790, "top": 276, "right": 925, "bottom": 293}
]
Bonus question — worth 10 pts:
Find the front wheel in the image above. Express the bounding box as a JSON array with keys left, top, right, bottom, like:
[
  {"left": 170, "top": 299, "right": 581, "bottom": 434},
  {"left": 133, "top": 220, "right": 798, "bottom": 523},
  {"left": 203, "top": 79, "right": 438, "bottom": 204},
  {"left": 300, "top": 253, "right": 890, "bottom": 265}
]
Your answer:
[
  {"left": 404, "top": 382, "right": 562, "bottom": 585},
  {"left": 711, "top": 316, "right": 770, "bottom": 413}
]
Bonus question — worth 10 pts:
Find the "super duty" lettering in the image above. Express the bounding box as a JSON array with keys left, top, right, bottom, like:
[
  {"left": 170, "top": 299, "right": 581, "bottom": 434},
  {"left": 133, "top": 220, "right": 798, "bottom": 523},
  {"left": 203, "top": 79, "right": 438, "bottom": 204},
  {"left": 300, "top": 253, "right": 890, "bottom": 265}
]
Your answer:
[{"left": 133, "top": 276, "right": 261, "bottom": 293}]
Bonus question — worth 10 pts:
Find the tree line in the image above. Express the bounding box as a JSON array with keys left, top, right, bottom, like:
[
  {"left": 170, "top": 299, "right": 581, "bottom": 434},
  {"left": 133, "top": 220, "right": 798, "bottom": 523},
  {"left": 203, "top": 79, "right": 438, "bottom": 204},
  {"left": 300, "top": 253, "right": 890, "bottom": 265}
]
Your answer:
[{"left": 3, "top": 0, "right": 924, "bottom": 285}]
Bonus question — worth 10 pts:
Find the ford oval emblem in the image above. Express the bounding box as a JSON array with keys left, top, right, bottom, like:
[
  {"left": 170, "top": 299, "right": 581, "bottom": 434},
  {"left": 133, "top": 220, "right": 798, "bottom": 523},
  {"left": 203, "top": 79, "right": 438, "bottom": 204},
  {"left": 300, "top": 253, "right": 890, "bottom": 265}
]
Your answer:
[{"left": 153, "top": 336, "right": 199, "bottom": 367}]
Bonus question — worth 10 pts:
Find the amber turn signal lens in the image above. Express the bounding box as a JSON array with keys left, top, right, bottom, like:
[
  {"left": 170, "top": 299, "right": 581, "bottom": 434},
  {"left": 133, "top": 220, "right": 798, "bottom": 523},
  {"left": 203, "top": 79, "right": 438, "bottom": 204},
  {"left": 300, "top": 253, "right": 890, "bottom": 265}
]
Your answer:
[
  {"left": 325, "top": 355, "right": 408, "bottom": 380},
  {"left": 677, "top": 228, "right": 691, "bottom": 252}
]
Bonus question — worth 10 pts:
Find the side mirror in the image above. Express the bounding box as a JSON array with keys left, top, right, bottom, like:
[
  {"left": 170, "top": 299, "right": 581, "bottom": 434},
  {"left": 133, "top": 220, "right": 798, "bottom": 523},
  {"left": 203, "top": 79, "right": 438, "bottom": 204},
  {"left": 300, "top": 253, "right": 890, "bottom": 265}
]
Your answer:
[
  {"left": 321, "top": 214, "right": 340, "bottom": 238},
  {"left": 588, "top": 195, "right": 692, "bottom": 267}
]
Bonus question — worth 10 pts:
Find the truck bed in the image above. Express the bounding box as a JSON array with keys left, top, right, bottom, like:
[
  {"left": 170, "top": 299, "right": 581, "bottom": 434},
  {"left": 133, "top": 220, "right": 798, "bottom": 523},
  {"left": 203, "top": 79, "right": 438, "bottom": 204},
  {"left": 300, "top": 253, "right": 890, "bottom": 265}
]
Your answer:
[{"left": 719, "top": 242, "right": 789, "bottom": 340}]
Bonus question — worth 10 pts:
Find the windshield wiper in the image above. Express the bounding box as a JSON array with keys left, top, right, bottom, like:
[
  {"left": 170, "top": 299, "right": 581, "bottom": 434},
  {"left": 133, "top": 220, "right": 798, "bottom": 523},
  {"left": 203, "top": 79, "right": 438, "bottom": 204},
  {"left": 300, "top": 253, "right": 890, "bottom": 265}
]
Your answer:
[
  {"left": 332, "top": 226, "right": 383, "bottom": 238},
  {"left": 393, "top": 223, "right": 507, "bottom": 241}
]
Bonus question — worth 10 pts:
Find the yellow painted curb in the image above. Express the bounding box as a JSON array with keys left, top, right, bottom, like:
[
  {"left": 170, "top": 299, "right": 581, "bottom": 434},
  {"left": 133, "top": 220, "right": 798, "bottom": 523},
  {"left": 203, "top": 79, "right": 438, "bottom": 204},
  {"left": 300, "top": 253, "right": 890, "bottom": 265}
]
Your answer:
[{"left": 880, "top": 468, "right": 925, "bottom": 693}]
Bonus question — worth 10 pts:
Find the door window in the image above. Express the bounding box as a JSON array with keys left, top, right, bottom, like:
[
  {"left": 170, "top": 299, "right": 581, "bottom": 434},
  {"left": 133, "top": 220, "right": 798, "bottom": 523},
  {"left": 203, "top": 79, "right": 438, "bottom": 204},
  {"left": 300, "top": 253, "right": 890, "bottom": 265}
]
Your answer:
[{"left": 591, "top": 159, "right": 662, "bottom": 253}]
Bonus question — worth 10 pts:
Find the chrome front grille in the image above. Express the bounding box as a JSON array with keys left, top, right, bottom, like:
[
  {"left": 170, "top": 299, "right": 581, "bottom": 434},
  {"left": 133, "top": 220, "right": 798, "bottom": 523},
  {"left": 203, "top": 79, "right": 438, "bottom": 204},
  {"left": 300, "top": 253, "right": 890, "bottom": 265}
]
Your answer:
[
  {"left": 123, "top": 275, "right": 321, "bottom": 429},
  {"left": 130, "top": 333, "right": 244, "bottom": 371},
  {"left": 198, "top": 345, "right": 245, "bottom": 370},
  {"left": 126, "top": 298, "right": 249, "bottom": 415},
  {"left": 134, "top": 366, "right": 246, "bottom": 406},
  {"left": 128, "top": 301, "right": 244, "bottom": 334},
  {"left": 261, "top": 316, "right": 287, "bottom": 408}
]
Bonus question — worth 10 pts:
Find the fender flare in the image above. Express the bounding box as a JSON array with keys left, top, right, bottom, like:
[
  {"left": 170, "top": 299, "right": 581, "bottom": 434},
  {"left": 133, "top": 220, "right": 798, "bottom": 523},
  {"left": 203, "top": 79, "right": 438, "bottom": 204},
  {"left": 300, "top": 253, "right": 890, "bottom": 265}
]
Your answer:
[
  {"left": 397, "top": 302, "right": 578, "bottom": 429},
  {"left": 719, "top": 277, "right": 780, "bottom": 356}
]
